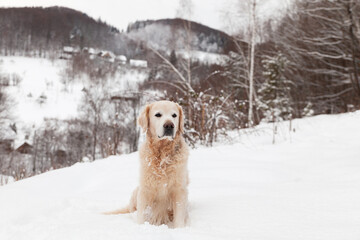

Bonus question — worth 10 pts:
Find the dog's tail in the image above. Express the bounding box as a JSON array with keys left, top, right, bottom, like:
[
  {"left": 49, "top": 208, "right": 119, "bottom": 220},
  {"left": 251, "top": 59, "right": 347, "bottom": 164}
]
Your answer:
[
  {"left": 103, "top": 187, "right": 138, "bottom": 215},
  {"left": 103, "top": 207, "right": 131, "bottom": 215}
]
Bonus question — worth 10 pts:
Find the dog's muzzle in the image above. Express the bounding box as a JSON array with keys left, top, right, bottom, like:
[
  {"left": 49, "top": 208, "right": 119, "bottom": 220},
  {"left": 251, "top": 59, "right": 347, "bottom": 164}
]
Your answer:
[{"left": 162, "top": 121, "right": 174, "bottom": 137}]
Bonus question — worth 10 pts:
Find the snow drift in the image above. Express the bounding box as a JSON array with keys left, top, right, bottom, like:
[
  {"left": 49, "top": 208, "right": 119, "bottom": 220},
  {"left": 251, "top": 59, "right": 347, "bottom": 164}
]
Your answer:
[{"left": 0, "top": 111, "right": 360, "bottom": 240}]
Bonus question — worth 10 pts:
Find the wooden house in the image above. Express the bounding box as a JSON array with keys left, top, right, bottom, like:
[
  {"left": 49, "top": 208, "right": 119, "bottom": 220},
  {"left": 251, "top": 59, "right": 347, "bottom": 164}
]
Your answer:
[{"left": 16, "top": 142, "right": 33, "bottom": 154}]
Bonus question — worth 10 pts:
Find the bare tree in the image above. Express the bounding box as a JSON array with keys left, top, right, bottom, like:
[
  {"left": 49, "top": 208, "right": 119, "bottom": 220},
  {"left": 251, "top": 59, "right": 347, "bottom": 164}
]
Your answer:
[
  {"left": 221, "top": 0, "right": 261, "bottom": 126},
  {"left": 176, "top": 0, "right": 195, "bottom": 125},
  {"left": 80, "top": 86, "right": 109, "bottom": 160},
  {"left": 272, "top": 0, "right": 360, "bottom": 113},
  {"left": 248, "top": 0, "right": 257, "bottom": 127}
]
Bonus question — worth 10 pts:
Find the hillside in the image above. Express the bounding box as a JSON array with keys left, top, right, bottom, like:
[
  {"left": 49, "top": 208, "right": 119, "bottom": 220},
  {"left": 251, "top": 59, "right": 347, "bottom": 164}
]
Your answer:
[
  {"left": 0, "top": 111, "right": 359, "bottom": 240},
  {"left": 0, "top": 7, "right": 234, "bottom": 61},
  {"left": 0, "top": 55, "right": 151, "bottom": 174},
  {"left": 0, "top": 9, "right": 230, "bottom": 176},
  {"left": 1, "top": 56, "right": 148, "bottom": 127},
  {"left": 0, "top": 7, "right": 128, "bottom": 56},
  {"left": 127, "top": 18, "right": 236, "bottom": 54}
]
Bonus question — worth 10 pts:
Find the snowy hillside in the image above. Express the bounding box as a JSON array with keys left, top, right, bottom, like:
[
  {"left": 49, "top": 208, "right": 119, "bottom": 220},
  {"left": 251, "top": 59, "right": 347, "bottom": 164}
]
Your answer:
[
  {"left": 2, "top": 57, "right": 79, "bottom": 124},
  {"left": 1, "top": 111, "right": 359, "bottom": 240},
  {"left": 1, "top": 56, "right": 149, "bottom": 147},
  {"left": 0, "top": 0, "right": 289, "bottom": 35}
]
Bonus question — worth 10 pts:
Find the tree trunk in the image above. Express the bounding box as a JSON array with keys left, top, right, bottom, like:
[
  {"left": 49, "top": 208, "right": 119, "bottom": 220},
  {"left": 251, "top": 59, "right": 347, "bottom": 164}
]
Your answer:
[
  {"left": 92, "top": 122, "right": 97, "bottom": 161},
  {"left": 248, "top": 0, "right": 256, "bottom": 127}
]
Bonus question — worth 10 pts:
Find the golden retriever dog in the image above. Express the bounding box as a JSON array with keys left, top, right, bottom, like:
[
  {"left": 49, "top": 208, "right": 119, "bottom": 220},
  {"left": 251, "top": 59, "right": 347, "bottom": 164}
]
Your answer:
[{"left": 106, "top": 100, "right": 189, "bottom": 228}]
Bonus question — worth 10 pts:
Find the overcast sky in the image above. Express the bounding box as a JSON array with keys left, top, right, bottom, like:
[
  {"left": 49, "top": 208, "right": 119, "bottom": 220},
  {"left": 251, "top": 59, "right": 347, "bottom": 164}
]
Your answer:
[{"left": 0, "top": 0, "right": 289, "bottom": 34}]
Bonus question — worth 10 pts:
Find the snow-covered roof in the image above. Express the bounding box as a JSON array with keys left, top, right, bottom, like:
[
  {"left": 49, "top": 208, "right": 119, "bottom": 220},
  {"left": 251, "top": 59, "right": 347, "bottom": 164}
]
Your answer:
[
  {"left": 63, "top": 46, "right": 74, "bottom": 53},
  {"left": 116, "top": 55, "right": 127, "bottom": 62},
  {"left": 88, "top": 48, "right": 95, "bottom": 55},
  {"left": 14, "top": 140, "right": 32, "bottom": 150},
  {"left": 102, "top": 51, "right": 115, "bottom": 59},
  {"left": 130, "top": 59, "right": 147, "bottom": 68},
  {"left": 63, "top": 46, "right": 80, "bottom": 54}
]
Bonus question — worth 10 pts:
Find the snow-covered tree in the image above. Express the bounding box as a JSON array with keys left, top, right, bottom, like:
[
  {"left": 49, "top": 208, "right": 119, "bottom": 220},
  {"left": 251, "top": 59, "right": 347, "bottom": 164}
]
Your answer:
[
  {"left": 257, "top": 53, "right": 293, "bottom": 123},
  {"left": 302, "top": 102, "right": 314, "bottom": 117},
  {"left": 257, "top": 53, "right": 293, "bottom": 144},
  {"left": 0, "top": 88, "right": 11, "bottom": 127}
]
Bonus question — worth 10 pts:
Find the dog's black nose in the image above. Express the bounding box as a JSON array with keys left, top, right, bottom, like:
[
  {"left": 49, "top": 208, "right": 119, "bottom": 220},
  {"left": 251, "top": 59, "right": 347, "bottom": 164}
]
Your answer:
[{"left": 163, "top": 122, "right": 174, "bottom": 129}]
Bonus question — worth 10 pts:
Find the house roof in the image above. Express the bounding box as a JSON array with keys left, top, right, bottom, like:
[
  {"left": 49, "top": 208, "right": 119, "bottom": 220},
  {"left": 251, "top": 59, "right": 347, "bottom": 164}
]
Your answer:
[
  {"left": 63, "top": 46, "right": 74, "bottom": 53},
  {"left": 116, "top": 55, "right": 127, "bottom": 61},
  {"left": 16, "top": 142, "right": 32, "bottom": 150},
  {"left": 129, "top": 59, "right": 147, "bottom": 67}
]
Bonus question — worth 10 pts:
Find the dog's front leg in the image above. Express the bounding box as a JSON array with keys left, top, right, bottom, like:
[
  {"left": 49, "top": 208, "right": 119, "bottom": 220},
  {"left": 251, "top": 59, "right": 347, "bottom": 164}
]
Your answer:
[
  {"left": 136, "top": 189, "right": 147, "bottom": 224},
  {"left": 172, "top": 189, "right": 188, "bottom": 228}
]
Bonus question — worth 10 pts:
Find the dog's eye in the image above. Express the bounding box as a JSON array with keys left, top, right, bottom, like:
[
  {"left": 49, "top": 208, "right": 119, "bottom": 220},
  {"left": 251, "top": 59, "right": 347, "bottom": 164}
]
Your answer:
[
  {"left": 172, "top": 114, "right": 177, "bottom": 118},
  {"left": 155, "top": 113, "right": 162, "bottom": 117}
]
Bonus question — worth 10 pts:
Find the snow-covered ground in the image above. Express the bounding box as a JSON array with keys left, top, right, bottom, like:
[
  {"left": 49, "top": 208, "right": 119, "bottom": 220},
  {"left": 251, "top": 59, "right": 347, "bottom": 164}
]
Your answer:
[
  {"left": 0, "top": 56, "right": 149, "bottom": 147},
  {"left": 1, "top": 57, "right": 81, "bottom": 124},
  {"left": 0, "top": 174, "right": 15, "bottom": 186},
  {"left": 0, "top": 111, "right": 359, "bottom": 240},
  {"left": 1, "top": 57, "right": 148, "bottom": 124}
]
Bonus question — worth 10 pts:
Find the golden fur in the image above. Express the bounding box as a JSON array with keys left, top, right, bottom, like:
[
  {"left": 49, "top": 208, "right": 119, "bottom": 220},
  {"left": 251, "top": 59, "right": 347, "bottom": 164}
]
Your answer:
[{"left": 105, "top": 101, "right": 189, "bottom": 228}]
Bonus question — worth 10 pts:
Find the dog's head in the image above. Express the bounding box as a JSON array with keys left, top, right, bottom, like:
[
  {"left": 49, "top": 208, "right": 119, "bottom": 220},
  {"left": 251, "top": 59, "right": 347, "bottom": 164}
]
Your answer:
[{"left": 138, "top": 101, "right": 184, "bottom": 141}]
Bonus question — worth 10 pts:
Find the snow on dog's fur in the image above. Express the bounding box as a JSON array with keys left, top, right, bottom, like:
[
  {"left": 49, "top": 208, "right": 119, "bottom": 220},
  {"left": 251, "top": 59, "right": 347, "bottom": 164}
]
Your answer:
[{"left": 105, "top": 101, "right": 189, "bottom": 228}]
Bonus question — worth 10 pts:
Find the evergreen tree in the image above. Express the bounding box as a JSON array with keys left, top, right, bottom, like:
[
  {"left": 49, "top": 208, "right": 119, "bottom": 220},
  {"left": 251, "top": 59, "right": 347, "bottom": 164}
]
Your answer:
[
  {"left": 257, "top": 53, "right": 293, "bottom": 123},
  {"left": 302, "top": 102, "right": 314, "bottom": 117}
]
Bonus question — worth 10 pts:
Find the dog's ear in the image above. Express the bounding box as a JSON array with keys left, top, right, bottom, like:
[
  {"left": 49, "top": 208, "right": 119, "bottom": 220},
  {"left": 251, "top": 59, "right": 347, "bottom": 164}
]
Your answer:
[
  {"left": 177, "top": 103, "right": 184, "bottom": 134},
  {"left": 138, "top": 104, "right": 151, "bottom": 133}
]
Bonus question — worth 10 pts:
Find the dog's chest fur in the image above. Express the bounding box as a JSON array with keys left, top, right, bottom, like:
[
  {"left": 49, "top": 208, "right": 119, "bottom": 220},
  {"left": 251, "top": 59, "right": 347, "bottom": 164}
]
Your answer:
[
  {"left": 140, "top": 137, "right": 185, "bottom": 185},
  {"left": 146, "top": 143, "right": 181, "bottom": 178}
]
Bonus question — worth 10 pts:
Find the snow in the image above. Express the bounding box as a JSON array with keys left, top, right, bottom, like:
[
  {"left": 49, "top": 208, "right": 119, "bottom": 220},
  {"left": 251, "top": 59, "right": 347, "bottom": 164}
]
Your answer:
[
  {"left": 0, "top": 56, "right": 149, "bottom": 147},
  {"left": 116, "top": 55, "right": 127, "bottom": 63},
  {"left": 63, "top": 46, "right": 78, "bottom": 53},
  {"left": 177, "top": 50, "right": 229, "bottom": 65},
  {"left": 88, "top": 48, "right": 95, "bottom": 55},
  {"left": 1, "top": 57, "right": 81, "bottom": 125},
  {"left": 130, "top": 59, "right": 148, "bottom": 68},
  {"left": 0, "top": 174, "right": 15, "bottom": 186},
  {"left": 1, "top": 111, "right": 360, "bottom": 239}
]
